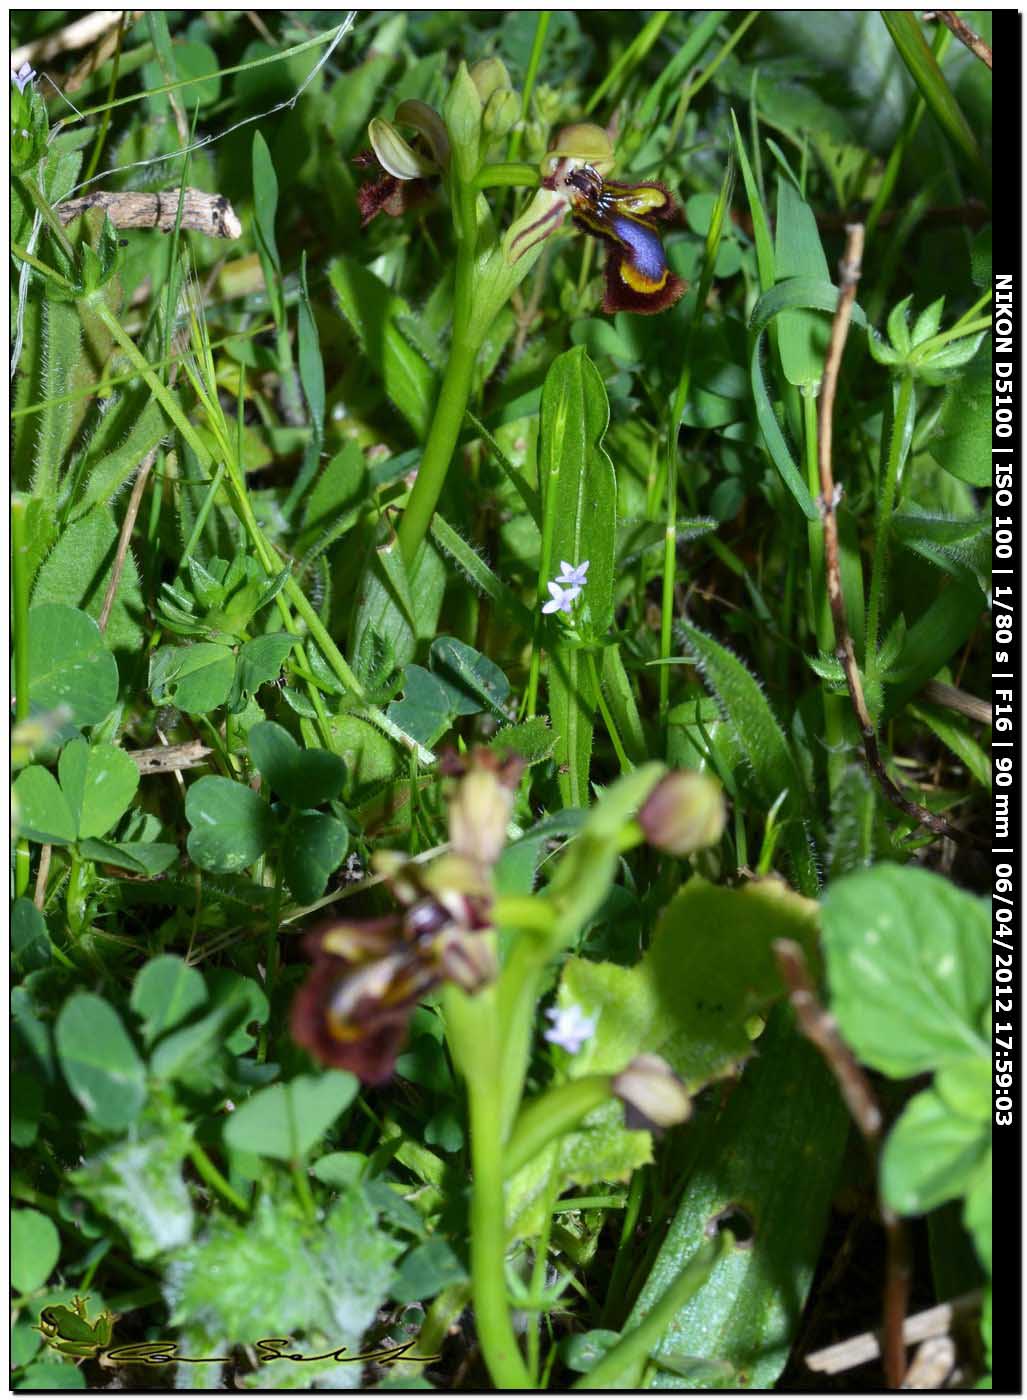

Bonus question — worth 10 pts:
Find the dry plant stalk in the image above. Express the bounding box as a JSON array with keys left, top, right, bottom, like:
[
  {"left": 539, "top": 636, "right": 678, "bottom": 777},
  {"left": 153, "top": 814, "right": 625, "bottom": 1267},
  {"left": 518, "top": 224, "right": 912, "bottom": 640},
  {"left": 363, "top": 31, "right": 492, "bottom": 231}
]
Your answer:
[
  {"left": 930, "top": 10, "right": 993, "bottom": 68},
  {"left": 816, "top": 223, "right": 985, "bottom": 850},
  {"left": 805, "top": 1289, "right": 983, "bottom": 1376},
  {"left": 58, "top": 189, "right": 242, "bottom": 240}
]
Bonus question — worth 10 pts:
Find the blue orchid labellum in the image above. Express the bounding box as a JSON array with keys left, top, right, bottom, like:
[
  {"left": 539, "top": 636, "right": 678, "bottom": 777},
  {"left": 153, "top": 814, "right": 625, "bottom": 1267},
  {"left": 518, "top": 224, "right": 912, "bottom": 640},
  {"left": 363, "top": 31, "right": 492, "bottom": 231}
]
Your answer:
[{"left": 549, "top": 160, "right": 687, "bottom": 315}]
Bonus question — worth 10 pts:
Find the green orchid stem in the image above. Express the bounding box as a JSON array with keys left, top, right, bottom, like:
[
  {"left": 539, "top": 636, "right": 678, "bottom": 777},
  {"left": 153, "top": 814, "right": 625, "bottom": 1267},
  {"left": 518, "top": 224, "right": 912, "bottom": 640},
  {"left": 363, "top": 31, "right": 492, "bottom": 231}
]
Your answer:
[
  {"left": 187, "top": 1141, "right": 249, "bottom": 1214},
  {"left": 398, "top": 176, "right": 484, "bottom": 569},
  {"left": 397, "top": 330, "right": 480, "bottom": 569},
  {"left": 504, "top": 1076, "right": 614, "bottom": 1180},
  {"left": 866, "top": 372, "right": 916, "bottom": 685},
  {"left": 575, "top": 1232, "right": 732, "bottom": 1389},
  {"left": 444, "top": 984, "right": 532, "bottom": 1390},
  {"left": 12, "top": 497, "right": 32, "bottom": 897},
  {"left": 475, "top": 163, "right": 540, "bottom": 191}
]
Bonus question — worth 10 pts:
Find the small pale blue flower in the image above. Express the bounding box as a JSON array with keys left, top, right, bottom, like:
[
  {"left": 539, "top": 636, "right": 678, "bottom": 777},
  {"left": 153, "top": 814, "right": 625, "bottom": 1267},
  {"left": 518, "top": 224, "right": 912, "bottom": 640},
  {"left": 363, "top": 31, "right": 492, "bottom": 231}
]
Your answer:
[
  {"left": 556, "top": 560, "right": 589, "bottom": 588},
  {"left": 544, "top": 1004, "right": 597, "bottom": 1054},
  {"left": 541, "top": 580, "right": 580, "bottom": 615},
  {"left": 12, "top": 61, "right": 36, "bottom": 94}
]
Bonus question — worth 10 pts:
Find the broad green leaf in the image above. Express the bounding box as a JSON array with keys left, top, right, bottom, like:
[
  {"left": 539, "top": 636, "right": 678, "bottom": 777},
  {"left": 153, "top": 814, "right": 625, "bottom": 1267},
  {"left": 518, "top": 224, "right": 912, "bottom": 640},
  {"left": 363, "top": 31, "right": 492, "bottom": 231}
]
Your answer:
[
  {"left": 26, "top": 603, "right": 118, "bottom": 726},
  {"left": 625, "top": 1009, "right": 849, "bottom": 1389},
  {"left": 827, "top": 766, "right": 878, "bottom": 878},
  {"left": 55, "top": 993, "right": 147, "bottom": 1131},
  {"left": 387, "top": 664, "right": 459, "bottom": 748},
  {"left": 149, "top": 999, "right": 248, "bottom": 1081},
  {"left": 57, "top": 738, "right": 139, "bottom": 840},
  {"left": 487, "top": 717, "right": 557, "bottom": 766},
  {"left": 881, "top": 1085, "right": 989, "bottom": 1216},
  {"left": 207, "top": 970, "right": 269, "bottom": 1054},
  {"left": 248, "top": 721, "right": 346, "bottom": 809},
  {"left": 131, "top": 956, "right": 208, "bottom": 1046},
  {"left": 185, "top": 776, "right": 275, "bottom": 873},
  {"left": 13, "top": 765, "right": 77, "bottom": 845},
  {"left": 883, "top": 580, "right": 986, "bottom": 715},
  {"left": 12, "top": 1208, "right": 61, "bottom": 1293},
  {"left": 559, "top": 877, "right": 820, "bottom": 1089},
  {"left": 541, "top": 348, "right": 617, "bottom": 807},
  {"left": 822, "top": 863, "right": 989, "bottom": 1077},
  {"left": 224, "top": 1072, "right": 359, "bottom": 1161},
  {"left": 282, "top": 812, "right": 349, "bottom": 903},
  {"left": 328, "top": 257, "right": 436, "bottom": 437},
  {"left": 963, "top": 1151, "right": 991, "bottom": 1276},
  {"left": 67, "top": 396, "right": 165, "bottom": 525},
  {"left": 149, "top": 642, "right": 236, "bottom": 715},
  {"left": 71, "top": 1124, "right": 195, "bottom": 1260}
]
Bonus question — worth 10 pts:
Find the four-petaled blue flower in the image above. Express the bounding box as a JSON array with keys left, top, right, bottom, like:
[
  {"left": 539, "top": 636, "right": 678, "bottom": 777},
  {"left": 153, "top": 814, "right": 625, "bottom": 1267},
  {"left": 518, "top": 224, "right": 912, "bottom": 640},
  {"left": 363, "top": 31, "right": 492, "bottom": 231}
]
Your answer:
[
  {"left": 556, "top": 559, "right": 589, "bottom": 588},
  {"left": 541, "top": 581, "right": 579, "bottom": 615},
  {"left": 544, "top": 1003, "right": 598, "bottom": 1054}
]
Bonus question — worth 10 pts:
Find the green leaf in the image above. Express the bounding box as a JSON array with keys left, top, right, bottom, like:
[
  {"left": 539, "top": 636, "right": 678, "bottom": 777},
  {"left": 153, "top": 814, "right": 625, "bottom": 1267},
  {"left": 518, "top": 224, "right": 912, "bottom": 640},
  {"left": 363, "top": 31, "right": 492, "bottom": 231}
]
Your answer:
[
  {"left": 881, "top": 1085, "right": 989, "bottom": 1216},
  {"left": 16, "top": 1359, "right": 87, "bottom": 1390},
  {"left": 679, "top": 621, "right": 816, "bottom": 893},
  {"left": 223, "top": 1072, "right": 359, "bottom": 1161},
  {"left": 12, "top": 897, "right": 52, "bottom": 974},
  {"left": 26, "top": 603, "right": 119, "bottom": 726},
  {"left": 57, "top": 738, "right": 139, "bottom": 840},
  {"left": 13, "top": 765, "right": 77, "bottom": 845},
  {"left": 31, "top": 508, "right": 144, "bottom": 652},
  {"left": 351, "top": 534, "right": 447, "bottom": 669},
  {"left": 55, "top": 993, "right": 147, "bottom": 1131},
  {"left": 429, "top": 635, "right": 512, "bottom": 719},
  {"left": 625, "top": 1008, "right": 849, "bottom": 1389},
  {"left": 559, "top": 877, "right": 820, "bottom": 1090},
  {"left": 487, "top": 717, "right": 557, "bottom": 766},
  {"left": 773, "top": 177, "right": 832, "bottom": 387},
  {"left": 881, "top": 12, "right": 986, "bottom": 187},
  {"left": 541, "top": 347, "right": 617, "bottom": 807},
  {"left": 185, "top": 776, "right": 275, "bottom": 873},
  {"left": 964, "top": 1150, "right": 991, "bottom": 1276},
  {"left": 149, "top": 1000, "right": 247, "bottom": 1081},
  {"left": 931, "top": 361, "right": 991, "bottom": 486},
  {"left": 391, "top": 1239, "right": 468, "bottom": 1304},
  {"left": 822, "top": 863, "right": 989, "bottom": 1077},
  {"left": 12, "top": 1208, "right": 60, "bottom": 1293},
  {"left": 248, "top": 721, "right": 346, "bottom": 808},
  {"left": 387, "top": 664, "right": 460, "bottom": 749},
  {"left": 71, "top": 1124, "right": 195, "bottom": 1260},
  {"left": 251, "top": 130, "right": 281, "bottom": 274},
  {"left": 131, "top": 956, "right": 208, "bottom": 1046},
  {"left": 328, "top": 257, "right": 436, "bottom": 437},
  {"left": 282, "top": 812, "right": 349, "bottom": 903},
  {"left": 207, "top": 970, "right": 269, "bottom": 1054},
  {"left": 149, "top": 642, "right": 236, "bottom": 715},
  {"left": 228, "top": 633, "right": 295, "bottom": 713},
  {"left": 78, "top": 838, "right": 179, "bottom": 876}
]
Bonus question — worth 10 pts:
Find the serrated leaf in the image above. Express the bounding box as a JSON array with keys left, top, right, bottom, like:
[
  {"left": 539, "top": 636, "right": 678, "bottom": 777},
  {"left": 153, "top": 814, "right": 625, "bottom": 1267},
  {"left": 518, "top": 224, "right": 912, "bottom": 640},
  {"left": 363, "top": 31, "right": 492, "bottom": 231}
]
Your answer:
[{"left": 71, "top": 1124, "right": 195, "bottom": 1260}]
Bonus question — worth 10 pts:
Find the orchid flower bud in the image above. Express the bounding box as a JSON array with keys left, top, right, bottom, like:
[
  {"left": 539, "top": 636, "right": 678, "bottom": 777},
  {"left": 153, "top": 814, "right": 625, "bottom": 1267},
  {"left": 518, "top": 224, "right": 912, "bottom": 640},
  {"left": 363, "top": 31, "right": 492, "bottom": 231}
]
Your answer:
[
  {"left": 638, "top": 771, "right": 726, "bottom": 856},
  {"left": 469, "top": 57, "right": 513, "bottom": 104},
  {"left": 613, "top": 1053, "right": 692, "bottom": 1133}
]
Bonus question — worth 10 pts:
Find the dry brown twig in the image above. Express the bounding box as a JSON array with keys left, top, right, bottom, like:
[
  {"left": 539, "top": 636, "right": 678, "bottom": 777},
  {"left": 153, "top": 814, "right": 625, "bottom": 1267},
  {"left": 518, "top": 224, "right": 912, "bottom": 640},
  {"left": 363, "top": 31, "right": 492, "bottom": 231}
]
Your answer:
[
  {"left": 128, "top": 740, "right": 212, "bottom": 776},
  {"left": 805, "top": 1289, "right": 983, "bottom": 1377},
  {"left": 11, "top": 10, "right": 140, "bottom": 68},
  {"left": 928, "top": 10, "right": 993, "bottom": 68},
  {"left": 816, "top": 223, "right": 986, "bottom": 850},
  {"left": 57, "top": 188, "right": 243, "bottom": 240},
  {"left": 773, "top": 940, "right": 911, "bottom": 1389}
]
